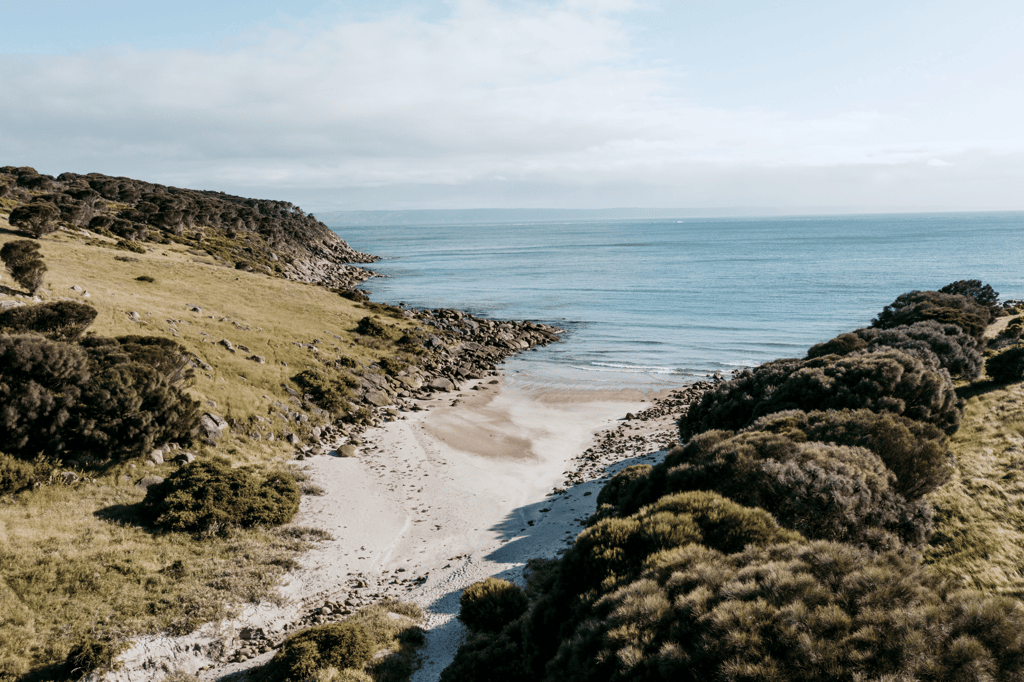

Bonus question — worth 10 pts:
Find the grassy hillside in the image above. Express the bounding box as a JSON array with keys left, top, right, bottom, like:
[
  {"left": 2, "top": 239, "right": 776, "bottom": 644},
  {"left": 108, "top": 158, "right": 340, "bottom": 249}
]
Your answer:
[{"left": 0, "top": 214, "right": 420, "bottom": 680}]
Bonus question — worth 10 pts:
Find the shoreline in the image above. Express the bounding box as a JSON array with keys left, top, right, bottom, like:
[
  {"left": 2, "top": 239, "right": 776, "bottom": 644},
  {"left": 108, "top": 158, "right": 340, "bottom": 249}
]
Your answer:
[{"left": 107, "top": 377, "right": 701, "bottom": 681}]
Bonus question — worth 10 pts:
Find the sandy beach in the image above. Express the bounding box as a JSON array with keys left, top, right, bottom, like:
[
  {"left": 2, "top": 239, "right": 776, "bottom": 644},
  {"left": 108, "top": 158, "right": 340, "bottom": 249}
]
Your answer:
[{"left": 105, "top": 377, "right": 679, "bottom": 681}]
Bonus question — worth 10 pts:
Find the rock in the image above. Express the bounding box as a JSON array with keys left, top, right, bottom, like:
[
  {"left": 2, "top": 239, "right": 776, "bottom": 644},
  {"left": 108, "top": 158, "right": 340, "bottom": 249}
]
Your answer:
[
  {"left": 284, "top": 386, "right": 300, "bottom": 398},
  {"left": 287, "top": 433, "right": 300, "bottom": 446},
  {"left": 625, "top": 412, "right": 636, "bottom": 420},
  {"left": 127, "top": 311, "right": 141, "bottom": 321},
  {"left": 71, "top": 285, "right": 82, "bottom": 292},
  {"left": 147, "top": 448, "right": 164, "bottom": 465},
  {"left": 236, "top": 344, "right": 251, "bottom": 353},
  {"left": 239, "top": 627, "right": 265, "bottom": 641},
  {"left": 58, "top": 471, "right": 79, "bottom": 485},
  {"left": 135, "top": 474, "right": 164, "bottom": 490},
  {"left": 339, "top": 444, "right": 358, "bottom": 457},
  {"left": 364, "top": 390, "right": 388, "bottom": 407},
  {"left": 175, "top": 452, "right": 196, "bottom": 465},
  {"left": 311, "top": 426, "right": 322, "bottom": 439},
  {"left": 428, "top": 377, "right": 455, "bottom": 392},
  {"left": 219, "top": 339, "right": 235, "bottom": 352},
  {"left": 200, "top": 413, "right": 229, "bottom": 441},
  {"left": 186, "top": 304, "right": 203, "bottom": 313},
  {"left": 249, "top": 355, "right": 266, "bottom": 364}
]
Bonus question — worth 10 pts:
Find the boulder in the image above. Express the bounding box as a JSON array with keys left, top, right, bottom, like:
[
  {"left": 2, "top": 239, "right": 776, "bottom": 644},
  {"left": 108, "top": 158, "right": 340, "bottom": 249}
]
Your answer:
[
  {"left": 339, "top": 444, "right": 358, "bottom": 457},
  {"left": 364, "top": 390, "right": 389, "bottom": 407},
  {"left": 200, "top": 413, "right": 229, "bottom": 441},
  {"left": 174, "top": 452, "right": 196, "bottom": 465},
  {"left": 135, "top": 474, "right": 164, "bottom": 491},
  {"left": 429, "top": 377, "right": 456, "bottom": 392},
  {"left": 248, "top": 354, "right": 266, "bottom": 364},
  {"left": 219, "top": 339, "right": 235, "bottom": 352},
  {"left": 147, "top": 448, "right": 164, "bottom": 465}
]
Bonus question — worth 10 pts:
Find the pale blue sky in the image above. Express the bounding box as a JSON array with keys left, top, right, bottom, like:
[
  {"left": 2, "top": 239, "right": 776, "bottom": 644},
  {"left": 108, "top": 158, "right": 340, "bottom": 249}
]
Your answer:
[{"left": 2, "top": 0, "right": 1021, "bottom": 211}]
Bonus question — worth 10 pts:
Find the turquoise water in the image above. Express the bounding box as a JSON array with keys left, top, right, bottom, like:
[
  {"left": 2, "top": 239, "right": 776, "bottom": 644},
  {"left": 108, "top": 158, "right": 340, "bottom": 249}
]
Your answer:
[{"left": 330, "top": 212, "right": 1024, "bottom": 390}]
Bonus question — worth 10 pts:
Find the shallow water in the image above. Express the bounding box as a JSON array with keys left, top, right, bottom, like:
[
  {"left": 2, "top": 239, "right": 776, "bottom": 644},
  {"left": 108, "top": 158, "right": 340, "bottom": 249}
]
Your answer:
[{"left": 331, "top": 211, "right": 1024, "bottom": 390}]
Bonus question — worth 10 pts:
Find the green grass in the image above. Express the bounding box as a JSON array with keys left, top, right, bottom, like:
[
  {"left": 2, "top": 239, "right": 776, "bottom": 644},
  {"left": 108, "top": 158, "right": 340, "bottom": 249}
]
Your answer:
[{"left": 0, "top": 216, "right": 429, "bottom": 679}]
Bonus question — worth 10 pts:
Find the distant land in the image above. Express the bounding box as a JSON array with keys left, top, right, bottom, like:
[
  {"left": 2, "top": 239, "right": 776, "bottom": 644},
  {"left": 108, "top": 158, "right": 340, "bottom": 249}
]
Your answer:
[{"left": 315, "top": 206, "right": 997, "bottom": 226}]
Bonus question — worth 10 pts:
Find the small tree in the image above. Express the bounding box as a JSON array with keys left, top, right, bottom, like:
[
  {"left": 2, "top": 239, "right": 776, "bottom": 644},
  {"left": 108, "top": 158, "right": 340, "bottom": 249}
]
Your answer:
[
  {"left": 8, "top": 202, "right": 60, "bottom": 238},
  {"left": 940, "top": 279, "right": 999, "bottom": 308},
  {"left": 987, "top": 346, "right": 1024, "bottom": 384},
  {"left": 0, "top": 239, "right": 47, "bottom": 293}
]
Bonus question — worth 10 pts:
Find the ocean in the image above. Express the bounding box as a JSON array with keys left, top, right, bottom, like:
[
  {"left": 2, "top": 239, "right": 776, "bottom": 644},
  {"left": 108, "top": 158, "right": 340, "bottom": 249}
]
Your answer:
[{"left": 330, "top": 212, "right": 1024, "bottom": 391}]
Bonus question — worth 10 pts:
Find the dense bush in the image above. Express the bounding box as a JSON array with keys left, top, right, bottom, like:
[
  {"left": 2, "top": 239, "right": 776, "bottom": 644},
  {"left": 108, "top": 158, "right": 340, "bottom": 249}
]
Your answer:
[
  {"left": 654, "top": 430, "right": 931, "bottom": 545},
  {"left": 142, "top": 461, "right": 300, "bottom": 533},
  {"left": 0, "top": 452, "right": 36, "bottom": 495},
  {"left": 62, "top": 635, "right": 129, "bottom": 678},
  {"left": 8, "top": 202, "right": 60, "bottom": 237},
  {"left": 941, "top": 278, "right": 1000, "bottom": 308},
  {"left": 569, "top": 490, "right": 801, "bottom": 591},
  {"left": 679, "top": 349, "right": 963, "bottom": 439},
  {"left": 115, "top": 335, "right": 194, "bottom": 387},
  {"left": 806, "top": 332, "right": 866, "bottom": 358},
  {"left": 356, "top": 316, "right": 398, "bottom": 340},
  {"left": 0, "top": 239, "right": 47, "bottom": 293},
  {"left": 265, "top": 622, "right": 373, "bottom": 681},
  {"left": 540, "top": 541, "right": 1024, "bottom": 682},
  {"left": 294, "top": 368, "right": 358, "bottom": 415},
  {"left": 458, "top": 578, "right": 529, "bottom": 633},
  {"left": 0, "top": 334, "right": 89, "bottom": 458},
  {"left": 439, "top": 624, "right": 530, "bottom": 682},
  {"left": 987, "top": 346, "right": 1024, "bottom": 384},
  {"left": 872, "top": 289, "right": 991, "bottom": 340},
  {"left": 0, "top": 300, "right": 97, "bottom": 341},
  {"left": 858, "top": 320, "right": 983, "bottom": 379},
  {"left": 744, "top": 409, "right": 952, "bottom": 499}
]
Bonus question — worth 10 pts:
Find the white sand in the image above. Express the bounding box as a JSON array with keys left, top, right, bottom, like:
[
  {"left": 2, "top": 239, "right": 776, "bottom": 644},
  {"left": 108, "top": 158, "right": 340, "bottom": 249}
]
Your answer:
[{"left": 111, "top": 379, "right": 670, "bottom": 681}]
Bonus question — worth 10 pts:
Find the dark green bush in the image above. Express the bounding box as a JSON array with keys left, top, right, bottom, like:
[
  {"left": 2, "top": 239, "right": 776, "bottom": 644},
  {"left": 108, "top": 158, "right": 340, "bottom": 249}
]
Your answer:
[
  {"left": 987, "top": 346, "right": 1024, "bottom": 384},
  {"left": 745, "top": 409, "right": 952, "bottom": 499},
  {"left": 439, "top": 624, "right": 530, "bottom": 682},
  {"left": 357, "top": 316, "right": 399, "bottom": 340},
  {"left": 266, "top": 622, "right": 373, "bottom": 680},
  {"left": 0, "top": 238, "right": 47, "bottom": 293},
  {"left": 0, "top": 452, "right": 35, "bottom": 494},
  {"left": 940, "top": 278, "right": 999, "bottom": 309},
  {"left": 115, "top": 335, "right": 193, "bottom": 387},
  {"left": 539, "top": 541, "right": 1024, "bottom": 682},
  {"left": 0, "top": 334, "right": 89, "bottom": 459},
  {"left": 142, "top": 461, "right": 300, "bottom": 533},
  {"left": 806, "top": 332, "right": 866, "bottom": 358},
  {"left": 334, "top": 287, "right": 370, "bottom": 302},
  {"left": 116, "top": 239, "right": 146, "bottom": 254},
  {"left": 293, "top": 368, "right": 358, "bottom": 415},
  {"left": 63, "top": 634, "right": 128, "bottom": 677},
  {"left": 0, "top": 300, "right": 97, "bottom": 341},
  {"left": 9, "top": 202, "right": 60, "bottom": 237},
  {"left": 459, "top": 578, "right": 529, "bottom": 633},
  {"left": 378, "top": 355, "right": 408, "bottom": 376},
  {"left": 679, "top": 349, "right": 963, "bottom": 439},
  {"left": 856, "top": 320, "right": 983, "bottom": 379},
  {"left": 872, "top": 289, "right": 991, "bottom": 340}
]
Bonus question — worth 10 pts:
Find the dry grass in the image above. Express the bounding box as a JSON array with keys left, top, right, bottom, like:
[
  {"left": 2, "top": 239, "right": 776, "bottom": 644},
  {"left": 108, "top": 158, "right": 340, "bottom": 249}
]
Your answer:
[
  {"left": 924, "top": 354, "right": 1024, "bottom": 595},
  {"left": 0, "top": 217, "right": 426, "bottom": 680}
]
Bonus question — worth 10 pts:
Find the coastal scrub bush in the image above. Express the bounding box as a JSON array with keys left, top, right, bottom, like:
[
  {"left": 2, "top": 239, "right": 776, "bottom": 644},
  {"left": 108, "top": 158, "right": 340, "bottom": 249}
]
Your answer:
[
  {"left": 294, "top": 368, "right": 358, "bottom": 415},
  {"left": 439, "top": 625, "right": 530, "bottom": 682},
  {"left": 63, "top": 634, "right": 129, "bottom": 678},
  {"left": 941, "top": 278, "right": 1000, "bottom": 309},
  {"left": 115, "top": 335, "right": 194, "bottom": 387},
  {"left": 265, "top": 622, "right": 373, "bottom": 681},
  {"left": 8, "top": 202, "right": 60, "bottom": 237},
  {"left": 744, "top": 409, "right": 952, "bottom": 499},
  {"left": 458, "top": 578, "right": 529, "bottom": 633},
  {"left": 0, "top": 334, "right": 89, "bottom": 459},
  {"left": 0, "top": 238, "right": 47, "bottom": 293},
  {"left": 0, "top": 300, "right": 97, "bottom": 341},
  {"left": 806, "top": 332, "right": 866, "bottom": 358},
  {"left": 142, "top": 461, "right": 300, "bottom": 533},
  {"left": 538, "top": 541, "right": 1024, "bottom": 682},
  {"left": 679, "top": 349, "right": 963, "bottom": 439},
  {"left": 987, "top": 346, "right": 1024, "bottom": 384},
  {"left": 356, "top": 315, "right": 399, "bottom": 340},
  {"left": 872, "top": 290, "right": 991, "bottom": 340},
  {"left": 0, "top": 452, "right": 35, "bottom": 494}
]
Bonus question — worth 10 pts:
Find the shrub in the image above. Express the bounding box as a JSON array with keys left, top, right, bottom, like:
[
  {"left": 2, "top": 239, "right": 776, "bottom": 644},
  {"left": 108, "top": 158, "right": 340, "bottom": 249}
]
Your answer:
[
  {"left": 378, "top": 355, "right": 408, "bottom": 376},
  {"left": 540, "top": 541, "right": 1024, "bottom": 682},
  {"left": 63, "top": 634, "right": 129, "bottom": 678},
  {"left": 142, "top": 461, "right": 300, "bottom": 533},
  {"left": 439, "top": 625, "right": 530, "bottom": 682},
  {"left": 0, "top": 238, "right": 47, "bottom": 293},
  {"left": 941, "top": 278, "right": 999, "bottom": 308},
  {"left": 294, "top": 368, "right": 358, "bottom": 415},
  {"left": 806, "top": 332, "right": 867, "bottom": 358},
  {"left": 679, "top": 349, "right": 963, "bottom": 439},
  {"left": 663, "top": 430, "right": 931, "bottom": 545},
  {"left": 136, "top": 275, "right": 156, "bottom": 283},
  {"left": 745, "top": 409, "right": 952, "bottom": 499},
  {"left": 0, "top": 452, "right": 35, "bottom": 494},
  {"left": 115, "top": 335, "right": 194, "bottom": 387},
  {"left": 872, "top": 289, "right": 991, "bottom": 340},
  {"left": 266, "top": 622, "right": 373, "bottom": 681},
  {"left": 9, "top": 202, "right": 60, "bottom": 237},
  {"left": 0, "top": 334, "right": 89, "bottom": 459},
  {"left": 459, "top": 578, "right": 529, "bottom": 633},
  {"left": 357, "top": 316, "right": 399, "bottom": 340},
  {"left": 335, "top": 288, "right": 369, "bottom": 303},
  {"left": 0, "top": 300, "right": 97, "bottom": 341},
  {"left": 565, "top": 491, "right": 801, "bottom": 591},
  {"left": 855, "top": 320, "right": 983, "bottom": 380},
  {"left": 987, "top": 346, "right": 1024, "bottom": 384}
]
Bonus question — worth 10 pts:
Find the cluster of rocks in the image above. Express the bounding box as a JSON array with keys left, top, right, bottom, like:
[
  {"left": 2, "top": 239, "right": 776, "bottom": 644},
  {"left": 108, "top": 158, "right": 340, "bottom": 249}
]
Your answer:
[{"left": 552, "top": 379, "right": 723, "bottom": 493}]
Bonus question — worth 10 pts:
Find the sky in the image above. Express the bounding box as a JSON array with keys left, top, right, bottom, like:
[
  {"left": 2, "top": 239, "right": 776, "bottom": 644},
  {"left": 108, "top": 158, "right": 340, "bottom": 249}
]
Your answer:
[{"left": 2, "top": 0, "right": 1022, "bottom": 212}]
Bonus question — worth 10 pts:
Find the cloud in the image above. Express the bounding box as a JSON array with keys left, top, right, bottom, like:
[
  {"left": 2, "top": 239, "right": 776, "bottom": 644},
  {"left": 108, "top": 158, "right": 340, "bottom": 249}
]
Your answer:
[{"left": 1, "top": 0, "right": 1021, "bottom": 210}]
